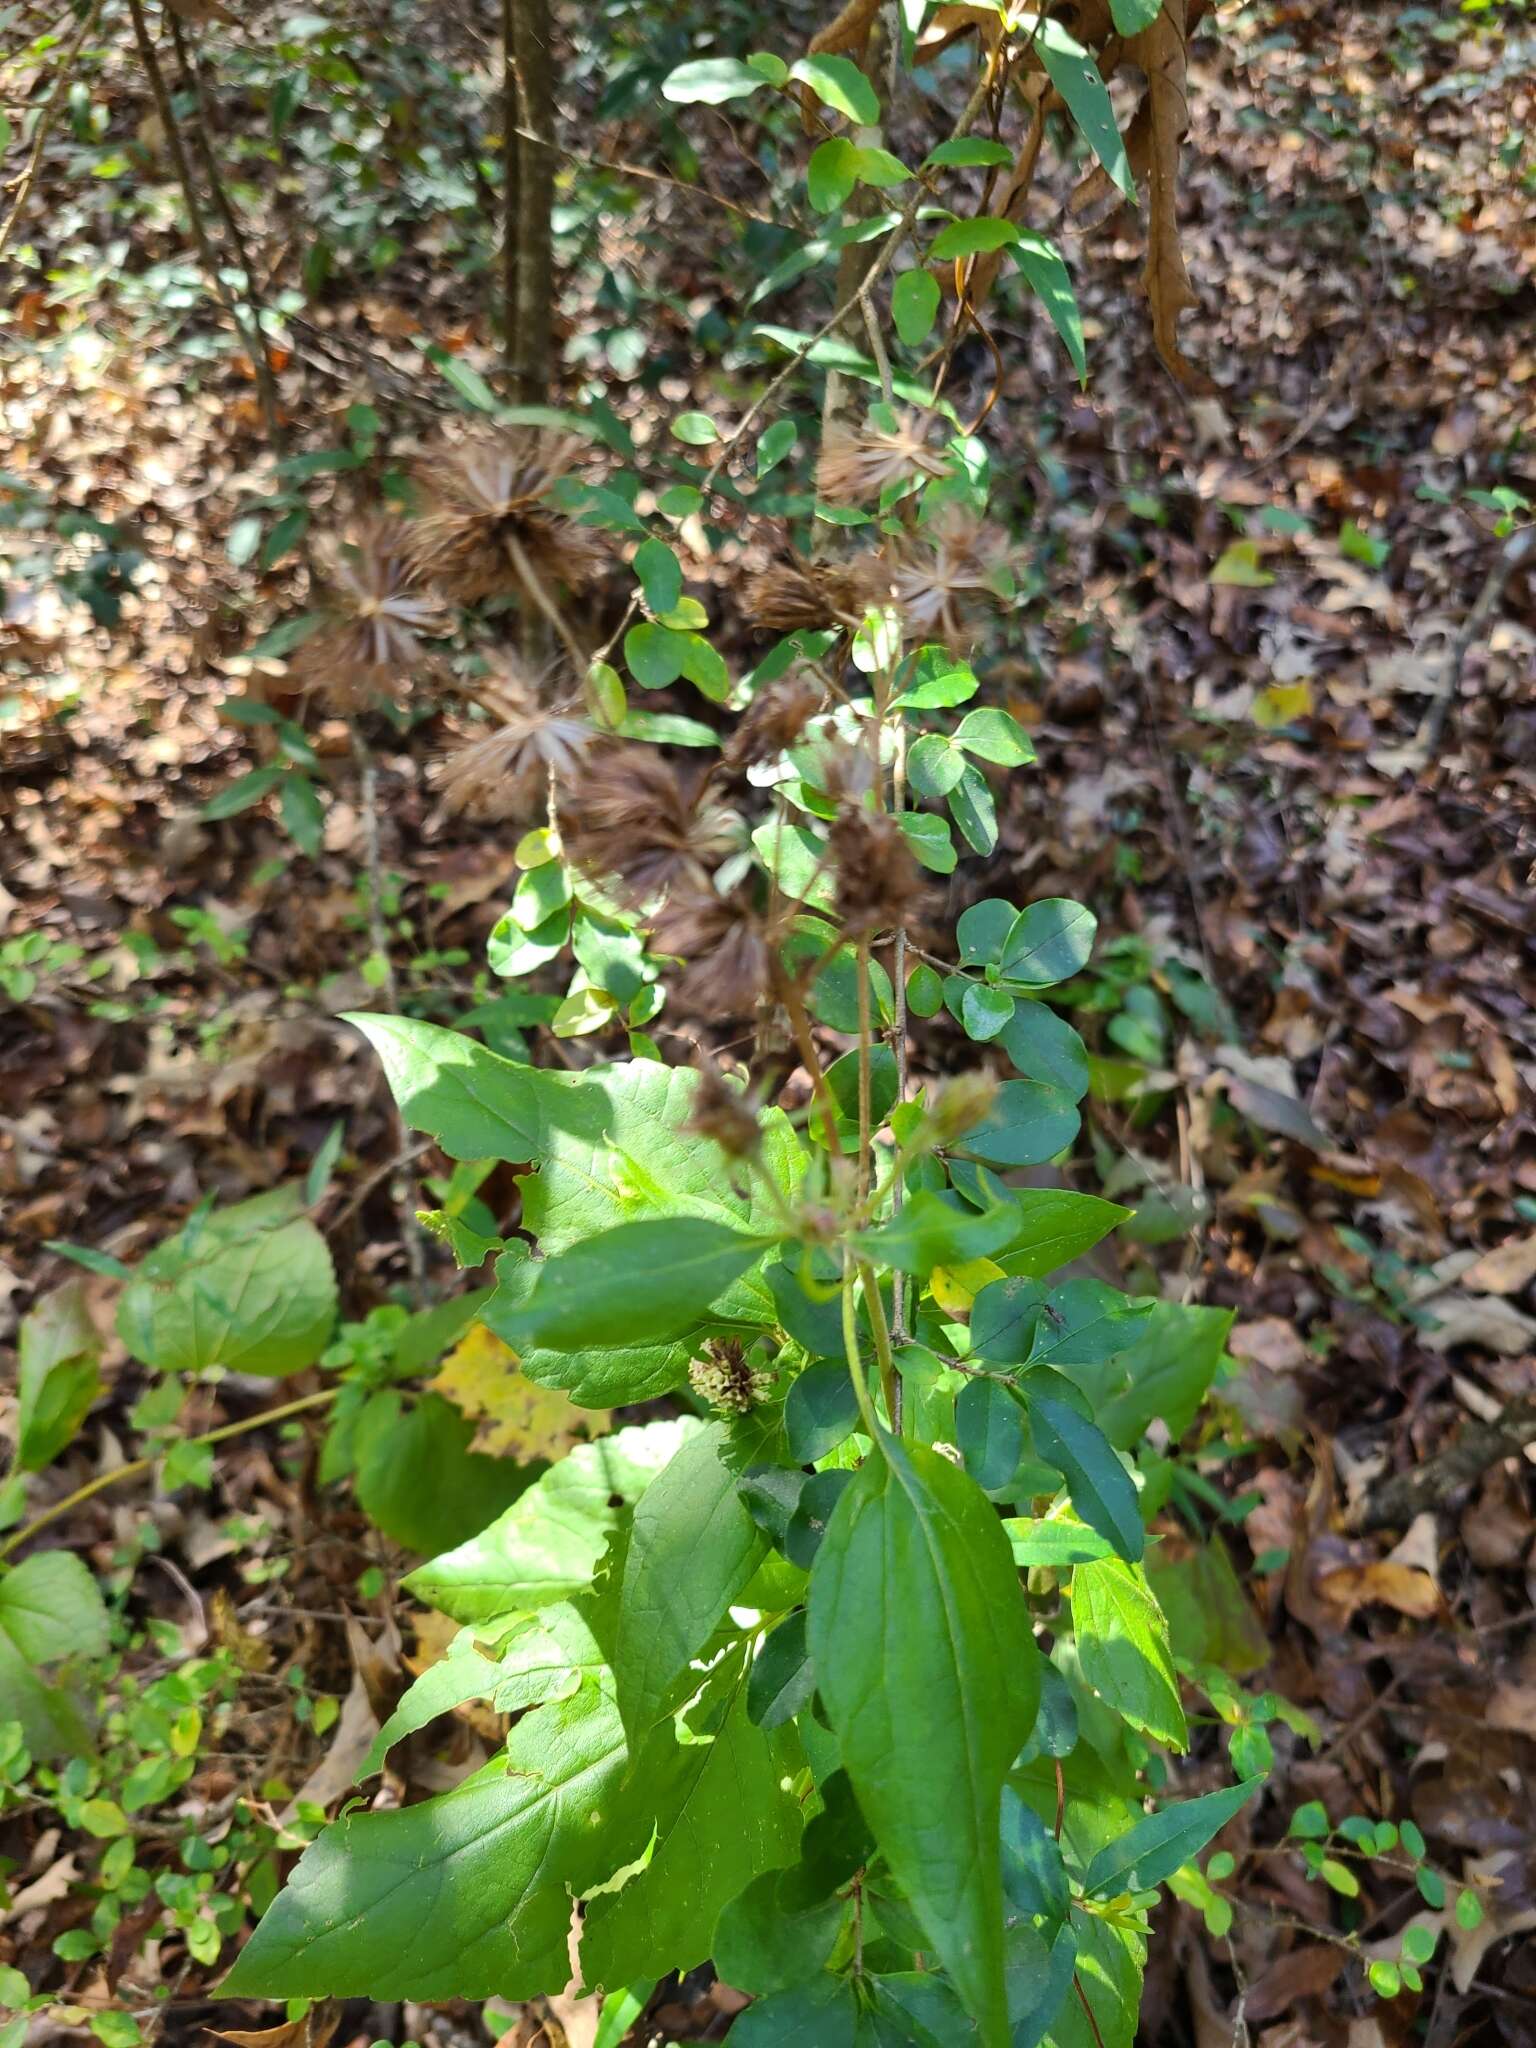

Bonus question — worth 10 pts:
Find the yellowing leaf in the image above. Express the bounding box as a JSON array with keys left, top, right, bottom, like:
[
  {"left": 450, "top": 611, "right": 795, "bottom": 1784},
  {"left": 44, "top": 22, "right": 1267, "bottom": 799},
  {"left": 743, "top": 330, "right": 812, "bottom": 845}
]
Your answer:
[
  {"left": 432, "top": 1323, "right": 611, "bottom": 1461},
  {"left": 1254, "top": 680, "right": 1313, "bottom": 728},
  {"left": 1210, "top": 540, "right": 1273, "bottom": 588},
  {"left": 929, "top": 1257, "right": 1006, "bottom": 1316}
]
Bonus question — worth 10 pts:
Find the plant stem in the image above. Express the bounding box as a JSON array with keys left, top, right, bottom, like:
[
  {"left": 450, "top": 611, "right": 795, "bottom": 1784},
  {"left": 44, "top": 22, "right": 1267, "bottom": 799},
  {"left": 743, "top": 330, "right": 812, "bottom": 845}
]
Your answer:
[
  {"left": 123, "top": 0, "right": 283, "bottom": 450},
  {"left": 841, "top": 1251, "right": 882, "bottom": 1441},
  {"left": 0, "top": 0, "right": 107, "bottom": 265},
  {"left": 0, "top": 1388, "right": 338, "bottom": 1564},
  {"left": 855, "top": 936, "right": 873, "bottom": 1208},
  {"left": 856, "top": 1258, "right": 900, "bottom": 1427},
  {"left": 504, "top": 531, "right": 588, "bottom": 670}
]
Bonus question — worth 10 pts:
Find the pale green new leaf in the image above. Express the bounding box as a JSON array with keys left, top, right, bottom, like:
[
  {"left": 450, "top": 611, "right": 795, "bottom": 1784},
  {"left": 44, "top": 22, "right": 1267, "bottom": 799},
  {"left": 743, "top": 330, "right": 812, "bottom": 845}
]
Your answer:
[
  {"left": 0, "top": 1552, "right": 112, "bottom": 1757},
  {"left": 808, "top": 1438, "right": 1040, "bottom": 2048},
  {"left": 1070, "top": 1555, "right": 1186, "bottom": 1750},
  {"left": 613, "top": 1423, "right": 767, "bottom": 1738},
  {"left": 404, "top": 1418, "right": 698, "bottom": 1624},
  {"left": 222, "top": 1682, "right": 643, "bottom": 1999},
  {"left": 116, "top": 1185, "right": 336, "bottom": 1378},
  {"left": 17, "top": 1279, "right": 101, "bottom": 1470}
]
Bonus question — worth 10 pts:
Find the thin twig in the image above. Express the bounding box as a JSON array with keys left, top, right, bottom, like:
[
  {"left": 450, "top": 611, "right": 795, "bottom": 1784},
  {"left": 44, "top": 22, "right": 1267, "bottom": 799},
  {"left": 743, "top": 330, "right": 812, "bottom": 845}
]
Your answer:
[
  {"left": 0, "top": 0, "right": 107, "bottom": 264},
  {"left": 123, "top": 0, "right": 284, "bottom": 448},
  {"left": 349, "top": 723, "right": 430, "bottom": 1298},
  {"left": 1414, "top": 525, "right": 1535, "bottom": 762},
  {"left": 0, "top": 1389, "right": 338, "bottom": 1564}
]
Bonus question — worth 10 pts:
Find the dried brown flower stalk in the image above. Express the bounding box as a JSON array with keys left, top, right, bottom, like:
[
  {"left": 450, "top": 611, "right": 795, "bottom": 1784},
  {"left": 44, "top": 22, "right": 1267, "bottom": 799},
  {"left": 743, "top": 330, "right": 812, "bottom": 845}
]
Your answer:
[{"left": 829, "top": 805, "right": 919, "bottom": 938}]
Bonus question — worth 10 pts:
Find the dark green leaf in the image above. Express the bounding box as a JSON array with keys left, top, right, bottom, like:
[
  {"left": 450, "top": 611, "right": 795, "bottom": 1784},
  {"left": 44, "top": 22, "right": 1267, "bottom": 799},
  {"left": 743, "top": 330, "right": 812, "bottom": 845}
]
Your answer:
[
  {"left": 853, "top": 1191, "right": 1018, "bottom": 1275},
  {"left": 1000, "top": 900, "right": 1097, "bottom": 987},
  {"left": 785, "top": 1362, "right": 862, "bottom": 1464},
  {"left": 892, "top": 268, "right": 941, "bottom": 346},
  {"left": 613, "top": 1423, "right": 767, "bottom": 1737},
  {"left": 713, "top": 1868, "right": 843, "bottom": 1995},
  {"left": 1082, "top": 1779, "right": 1262, "bottom": 1898},
  {"left": 1001, "top": 1788, "right": 1071, "bottom": 1922},
  {"left": 748, "top": 1610, "right": 815, "bottom": 1730},
  {"left": 1028, "top": 1398, "right": 1144, "bottom": 1562},
  {"left": 957, "top": 1081, "right": 1079, "bottom": 1168},
  {"left": 956, "top": 1377, "right": 1024, "bottom": 1492},
  {"left": 997, "top": 1004, "right": 1091, "bottom": 1102},
  {"left": 1030, "top": 20, "right": 1135, "bottom": 203},
  {"left": 223, "top": 1684, "right": 641, "bottom": 1998},
  {"left": 809, "top": 1438, "right": 1040, "bottom": 2046},
  {"left": 634, "top": 537, "right": 683, "bottom": 615},
  {"left": 499, "top": 1218, "right": 773, "bottom": 1351}
]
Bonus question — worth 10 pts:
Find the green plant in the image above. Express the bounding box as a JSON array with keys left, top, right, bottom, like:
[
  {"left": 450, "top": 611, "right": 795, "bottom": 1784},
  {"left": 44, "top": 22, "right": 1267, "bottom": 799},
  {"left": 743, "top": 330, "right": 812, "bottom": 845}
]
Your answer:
[{"left": 181, "top": 16, "right": 1261, "bottom": 2036}]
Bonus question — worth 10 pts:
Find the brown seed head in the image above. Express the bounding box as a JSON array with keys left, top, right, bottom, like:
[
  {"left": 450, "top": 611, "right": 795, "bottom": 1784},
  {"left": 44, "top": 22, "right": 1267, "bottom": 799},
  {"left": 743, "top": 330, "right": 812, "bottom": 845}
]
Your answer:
[
  {"left": 288, "top": 520, "right": 444, "bottom": 712},
  {"left": 870, "top": 512, "right": 1018, "bottom": 650},
  {"left": 407, "top": 427, "right": 607, "bottom": 605},
  {"left": 564, "top": 747, "right": 734, "bottom": 906},
  {"left": 815, "top": 412, "right": 950, "bottom": 505},
  {"left": 743, "top": 555, "right": 871, "bottom": 636},
  {"left": 722, "top": 672, "right": 825, "bottom": 774},
  {"left": 829, "top": 805, "right": 918, "bottom": 938},
  {"left": 435, "top": 656, "right": 596, "bottom": 820},
  {"left": 652, "top": 886, "right": 772, "bottom": 1018}
]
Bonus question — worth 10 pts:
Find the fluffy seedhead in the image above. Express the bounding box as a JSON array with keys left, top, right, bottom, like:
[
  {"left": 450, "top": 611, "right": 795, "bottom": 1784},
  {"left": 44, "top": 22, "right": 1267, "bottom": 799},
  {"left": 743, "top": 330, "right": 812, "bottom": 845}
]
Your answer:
[
  {"left": 563, "top": 747, "right": 734, "bottom": 907},
  {"left": 743, "top": 555, "right": 872, "bottom": 636},
  {"left": 435, "top": 657, "right": 596, "bottom": 820},
  {"left": 289, "top": 521, "right": 444, "bottom": 711},
  {"left": 722, "top": 672, "right": 825, "bottom": 774},
  {"left": 407, "top": 427, "right": 608, "bottom": 606},
  {"left": 652, "top": 886, "right": 772, "bottom": 1018},
  {"left": 815, "top": 412, "right": 950, "bottom": 505},
  {"left": 869, "top": 511, "right": 1018, "bottom": 649}
]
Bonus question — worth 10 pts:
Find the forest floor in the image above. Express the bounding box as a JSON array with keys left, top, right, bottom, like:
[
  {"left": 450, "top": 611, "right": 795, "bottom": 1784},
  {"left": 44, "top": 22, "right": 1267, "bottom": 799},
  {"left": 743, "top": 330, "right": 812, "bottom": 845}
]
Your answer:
[{"left": 2, "top": 3, "right": 1535, "bottom": 2046}]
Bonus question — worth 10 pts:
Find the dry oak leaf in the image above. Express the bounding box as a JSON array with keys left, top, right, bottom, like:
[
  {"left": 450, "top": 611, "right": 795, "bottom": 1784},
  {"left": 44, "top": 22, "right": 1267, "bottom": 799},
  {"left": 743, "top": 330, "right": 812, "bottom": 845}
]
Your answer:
[
  {"left": 432, "top": 1320, "right": 611, "bottom": 1460},
  {"left": 1314, "top": 1559, "right": 1441, "bottom": 1623}
]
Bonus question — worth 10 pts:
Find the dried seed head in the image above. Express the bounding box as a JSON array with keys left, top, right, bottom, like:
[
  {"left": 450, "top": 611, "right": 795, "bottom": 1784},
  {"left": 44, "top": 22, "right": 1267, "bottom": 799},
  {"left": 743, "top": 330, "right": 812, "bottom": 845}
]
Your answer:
[
  {"left": 289, "top": 520, "right": 444, "bottom": 712},
  {"left": 652, "top": 885, "right": 772, "bottom": 1018},
  {"left": 871, "top": 512, "right": 1018, "bottom": 650},
  {"left": 564, "top": 747, "right": 734, "bottom": 906},
  {"left": 685, "top": 1062, "right": 763, "bottom": 1161},
  {"left": 690, "top": 1340, "right": 775, "bottom": 1415},
  {"left": 722, "top": 672, "right": 825, "bottom": 774},
  {"left": 829, "top": 805, "right": 919, "bottom": 938},
  {"left": 435, "top": 656, "right": 596, "bottom": 820},
  {"left": 928, "top": 1071, "right": 999, "bottom": 1145},
  {"left": 743, "top": 556, "right": 871, "bottom": 636},
  {"left": 407, "top": 426, "right": 608, "bottom": 605},
  {"left": 816, "top": 412, "right": 950, "bottom": 505}
]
